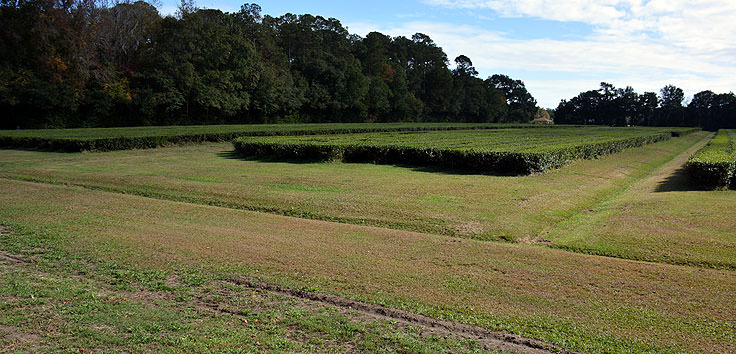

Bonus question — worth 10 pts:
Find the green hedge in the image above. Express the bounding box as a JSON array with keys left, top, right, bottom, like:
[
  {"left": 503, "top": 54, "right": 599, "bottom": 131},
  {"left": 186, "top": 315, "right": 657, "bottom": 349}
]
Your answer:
[
  {"left": 0, "top": 133, "right": 253, "bottom": 152},
  {"left": 0, "top": 123, "right": 581, "bottom": 152},
  {"left": 686, "top": 129, "right": 736, "bottom": 188},
  {"left": 234, "top": 128, "right": 677, "bottom": 175},
  {"left": 670, "top": 128, "right": 701, "bottom": 137}
]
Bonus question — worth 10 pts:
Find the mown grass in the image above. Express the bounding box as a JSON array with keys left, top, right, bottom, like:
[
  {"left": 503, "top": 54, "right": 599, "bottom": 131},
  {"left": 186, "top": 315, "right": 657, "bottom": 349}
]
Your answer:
[
  {"left": 2, "top": 131, "right": 732, "bottom": 269},
  {"left": 545, "top": 131, "right": 736, "bottom": 269},
  {"left": 0, "top": 122, "right": 572, "bottom": 152},
  {"left": 0, "top": 225, "right": 498, "bottom": 354},
  {"left": 686, "top": 129, "right": 736, "bottom": 188},
  {"left": 233, "top": 127, "right": 691, "bottom": 174},
  {"left": 0, "top": 180, "right": 734, "bottom": 354}
]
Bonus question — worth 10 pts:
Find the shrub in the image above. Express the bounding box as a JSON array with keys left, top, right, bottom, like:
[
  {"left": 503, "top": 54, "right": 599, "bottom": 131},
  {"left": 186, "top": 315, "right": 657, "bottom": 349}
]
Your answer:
[
  {"left": 0, "top": 123, "right": 576, "bottom": 152},
  {"left": 686, "top": 130, "right": 736, "bottom": 188},
  {"left": 234, "top": 128, "right": 678, "bottom": 175}
]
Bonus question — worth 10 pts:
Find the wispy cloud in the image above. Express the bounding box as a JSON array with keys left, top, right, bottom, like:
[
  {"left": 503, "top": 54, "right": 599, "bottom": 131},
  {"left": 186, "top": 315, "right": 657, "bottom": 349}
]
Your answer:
[
  {"left": 354, "top": 0, "right": 736, "bottom": 107},
  {"left": 423, "top": 0, "right": 736, "bottom": 50}
]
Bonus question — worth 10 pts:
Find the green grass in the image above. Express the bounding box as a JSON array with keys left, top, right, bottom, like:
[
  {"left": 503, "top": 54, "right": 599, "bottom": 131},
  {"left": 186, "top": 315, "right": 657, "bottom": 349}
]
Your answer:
[
  {"left": 0, "top": 126, "right": 733, "bottom": 354},
  {"left": 2, "top": 131, "right": 731, "bottom": 269},
  {"left": 233, "top": 127, "right": 696, "bottom": 174},
  {"left": 0, "top": 122, "right": 576, "bottom": 152},
  {"left": 686, "top": 129, "right": 736, "bottom": 188},
  {"left": 0, "top": 180, "right": 733, "bottom": 354},
  {"left": 545, "top": 131, "right": 736, "bottom": 269},
  {"left": 0, "top": 226, "right": 496, "bottom": 354}
]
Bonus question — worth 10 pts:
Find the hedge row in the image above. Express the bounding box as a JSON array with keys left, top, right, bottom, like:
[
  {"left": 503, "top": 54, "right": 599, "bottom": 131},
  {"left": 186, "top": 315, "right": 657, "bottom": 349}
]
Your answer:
[
  {"left": 0, "top": 133, "right": 266, "bottom": 152},
  {"left": 670, "top": 128, "right": 701, "bottom": 137},
  {"left": 233, "top": 129, "right": 676, "bottom": 175},
  {"left": 686, "top": 129, "right": 736, "bottom": 188},
  {"left": 0, "top": 123, "right": 575, "bottom": 152}
]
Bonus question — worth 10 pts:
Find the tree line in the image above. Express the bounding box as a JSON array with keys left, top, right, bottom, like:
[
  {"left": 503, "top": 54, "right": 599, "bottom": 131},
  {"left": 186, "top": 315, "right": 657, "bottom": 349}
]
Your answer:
[
  {"left": 0, "top": 0, "right": 539, "bottom": 129},
  {"left": 554, "top": 82, "right": 736, "bottom": 130}
]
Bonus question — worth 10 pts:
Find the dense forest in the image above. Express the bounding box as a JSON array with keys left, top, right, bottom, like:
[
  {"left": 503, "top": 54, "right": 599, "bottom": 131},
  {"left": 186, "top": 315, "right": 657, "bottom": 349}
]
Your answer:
[
  {"left": 555, "top": 83, "right": 736, "bottom": 130},
  {"left": 2, "top": 1, "right": 733, "bottom": 130},
  {"left": 0, "top": 0, "right": 539, "bottom": 129}
]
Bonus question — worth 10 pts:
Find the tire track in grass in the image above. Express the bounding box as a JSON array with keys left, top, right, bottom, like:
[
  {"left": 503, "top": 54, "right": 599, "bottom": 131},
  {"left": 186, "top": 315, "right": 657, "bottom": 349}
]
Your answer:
[
  {"left": 2, "top": 179, "right": 734, "bottom": 353},
  {"left": 0, "top": 224, "right": 568, "bottom": 354},
  {"left": 229, "top": 277, "right": 575, "bottom": 354}
]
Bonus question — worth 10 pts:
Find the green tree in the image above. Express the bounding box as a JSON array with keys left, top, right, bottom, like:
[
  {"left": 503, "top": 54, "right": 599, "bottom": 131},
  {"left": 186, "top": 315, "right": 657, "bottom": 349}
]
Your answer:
[
  {"left": 489, "top": 74, "right": 537, "bottom": 122},
  {"left": 133, "top": 9, "right": 256, "bottom": 124},
  {"left": 451, "top": 55, "right": 505, "bottom": 122},
  {"left": 637, "top": 92, "right": 658, "bottom": 126},
  {"left": 407, "top": 33, "right": 453, "bottom": 120},
  {"left": 659, "top": 84, "right": 685, "bottom": 126}
]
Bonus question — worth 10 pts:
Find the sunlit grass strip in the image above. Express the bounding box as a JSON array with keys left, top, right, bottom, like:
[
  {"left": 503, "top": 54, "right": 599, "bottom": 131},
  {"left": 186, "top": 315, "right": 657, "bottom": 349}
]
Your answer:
[
  {"left": 686, "top": 129, "right": 736, "bottom": 188},
  {"left": 234, "top": 128, "right": 679, "bottom": 174},
  {"left": 0, "top": 123, "right": 575, "bottom": 152}
]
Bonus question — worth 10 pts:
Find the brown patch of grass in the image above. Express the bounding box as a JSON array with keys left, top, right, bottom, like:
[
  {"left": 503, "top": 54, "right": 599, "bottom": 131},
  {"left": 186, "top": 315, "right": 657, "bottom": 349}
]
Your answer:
[
  {"left": 454, "top": 221, "right": 485, "bottom": 236},
  {"left": 0, "top": 179, "right": 734, "bottom": 353},
  {"left": 0, "top": 325, "right": 42, "bottom": 343},
  {"left": 0, "top": 239, "right": 508, "bottom": 354}
]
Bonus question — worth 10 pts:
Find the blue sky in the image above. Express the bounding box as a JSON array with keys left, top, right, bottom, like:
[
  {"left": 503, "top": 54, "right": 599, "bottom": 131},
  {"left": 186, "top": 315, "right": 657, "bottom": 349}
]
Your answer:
[{"left": 158, "top": 0, "right": 736, "bottom": 108}]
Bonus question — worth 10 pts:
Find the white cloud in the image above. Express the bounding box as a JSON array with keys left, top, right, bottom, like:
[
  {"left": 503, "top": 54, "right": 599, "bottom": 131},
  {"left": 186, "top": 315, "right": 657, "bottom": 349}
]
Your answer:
[
  {"left": 349, "top": 1, "right": 736, "bottom": 107},
  {"left": 426, "top": 0, "right": 628, "bottom": 26},
  {"left": 425, "top": 0, "right": 736, "bottom": 54}
]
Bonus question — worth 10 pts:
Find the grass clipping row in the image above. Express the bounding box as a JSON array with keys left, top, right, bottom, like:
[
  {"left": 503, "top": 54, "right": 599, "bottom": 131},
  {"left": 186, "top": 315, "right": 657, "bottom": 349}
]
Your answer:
[
  {"left": 686, "top": 129, "right": 736, "bottom": 188},
  {"left": 234, "top": 129, "right": 688, "bottom": 175}
]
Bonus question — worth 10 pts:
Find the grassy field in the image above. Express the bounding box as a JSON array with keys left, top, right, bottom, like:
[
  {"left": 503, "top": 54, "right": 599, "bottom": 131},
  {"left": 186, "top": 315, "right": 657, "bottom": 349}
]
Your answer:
[
  {"left": 0, "top": 122, "right": 571, "bottom": 152},
  {"left": 0, "top": 225, "right": 498, "bottom": 354},
  {"left": 2, "top": 131, "right": 733, "bottom": 269},
  {"left": 545, "top": 131, "right": 736, "bottom": 269},
  {"left": 0, "top": 179, "right": 734, "bottom": 354},
  {"left": 233, "top": 127, "right": 694, "bottom": 173},
  {"left": 1, "top": 126, "right": 734, "bottom": 353}
]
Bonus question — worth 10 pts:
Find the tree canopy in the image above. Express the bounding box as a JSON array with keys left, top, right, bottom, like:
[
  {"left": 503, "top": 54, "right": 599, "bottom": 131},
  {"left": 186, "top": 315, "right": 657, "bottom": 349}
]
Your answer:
[
  {"left": 5, "top": 1, "right": 730, "bottom": 130},
  {"left": 0, "top": 1, "right": 536, "bottom": 128},
  {"left": 555, "top": 82, "right": 735, "bottom": 129}
]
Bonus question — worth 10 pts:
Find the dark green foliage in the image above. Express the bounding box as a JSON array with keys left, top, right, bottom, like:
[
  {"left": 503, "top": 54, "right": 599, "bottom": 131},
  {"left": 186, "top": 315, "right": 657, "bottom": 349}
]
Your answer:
[
  {"left": 450, "top": 56, "right": 507, "bottom": 122},
  {"left": 0, "top": 1, "right": 527, "bottom": 128},
  {"left": 233, "top": 128, "right": 686, "bottom": 175},
  {"left": 488, "top": 74, "right": 537, "bottom": 122},
  {"left": 132, "top": 9, "right": 257, "bottom": 124},
  {"left": 686, "top": 129, "right": 736, "bottom": 188},
  {"left": 670, "top": 128, "right": 700, "bottom": 137},
  {"left": 555, "top": 83, "right": 735, "bottom": 129},
  {"left": 688, "top": 91, "right": 736, "bottom": 131}
]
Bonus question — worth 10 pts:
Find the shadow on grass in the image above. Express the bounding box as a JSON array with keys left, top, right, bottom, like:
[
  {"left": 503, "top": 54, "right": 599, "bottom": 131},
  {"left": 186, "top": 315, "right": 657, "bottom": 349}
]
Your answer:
[
  {"left": 216, "top": 149, "right": 522, "bottom": 177},
  {"left": 654, "top": 166, "right": 712, "bottom": 192},
  {"left": 0, "top": 146, "right": 76, "bottom": 153},
  {"left": 403, "top": 165, "right": 521, "bottom": 177},
  {"left": 216, "top": 150, "right": 320, "bottom": 165}
]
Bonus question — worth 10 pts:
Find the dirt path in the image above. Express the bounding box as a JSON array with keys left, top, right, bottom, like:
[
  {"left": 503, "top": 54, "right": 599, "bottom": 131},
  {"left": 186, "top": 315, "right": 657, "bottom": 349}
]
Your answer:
[
  {"left": 579, "top": 131, "right": 711, "bottom": 198},
  {"left": 645, "top": 132, "right": 714, "bottom": 192}
]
